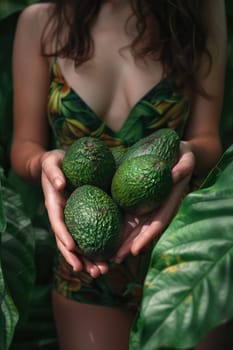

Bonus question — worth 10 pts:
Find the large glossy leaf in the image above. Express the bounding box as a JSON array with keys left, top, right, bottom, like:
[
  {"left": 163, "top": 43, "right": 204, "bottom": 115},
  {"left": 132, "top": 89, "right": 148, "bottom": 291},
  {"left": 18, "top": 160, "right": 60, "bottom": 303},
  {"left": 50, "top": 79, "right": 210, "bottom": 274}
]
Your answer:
[
  {"left": 0, "top": 169, "right": 6, "bottom": 232},
  {"left": 0, "top": 174, "right": 18, "bottom": 350},
  {"left": 0, "top": 168, "right": 39, "bottom": 349},
  {"left": 1, "top": 176, "right": 36, "bottom": 322},
  {"left": 130, "top": 144, "right": 233, "bottom": 350},
  {"left": 0, "top": 263, "right": 18, "bottom": 350},
  {"left": 10, "top": 285, "right": 58, "bottom": 350},
  {"left": 10, "top": 218, "right": 58, "bottom": 349}
]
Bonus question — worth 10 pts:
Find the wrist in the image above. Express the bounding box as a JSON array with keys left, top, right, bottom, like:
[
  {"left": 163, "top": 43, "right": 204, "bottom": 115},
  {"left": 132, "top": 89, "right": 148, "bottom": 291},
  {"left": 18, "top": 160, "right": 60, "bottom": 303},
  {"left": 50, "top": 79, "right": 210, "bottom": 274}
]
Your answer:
[
  {"left": 184, "top": 138, "right": 222, "bottom": 178},
  {"left": 26, "top": 150, "right": 46, "bottom": 183}
]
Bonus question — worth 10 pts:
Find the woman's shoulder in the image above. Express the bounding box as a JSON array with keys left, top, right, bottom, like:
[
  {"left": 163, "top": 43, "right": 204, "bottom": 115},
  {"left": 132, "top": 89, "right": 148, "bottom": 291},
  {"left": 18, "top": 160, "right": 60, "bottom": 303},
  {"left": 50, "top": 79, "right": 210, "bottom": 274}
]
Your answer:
[
  {"left": 19, "top": 2, "right": 54, "bottom": 19},
  {"left": 14, "top": 2, "right": 56, "bottom": 56},
  {"left": 16, "top": 2, "right": 55, "bottom": 38}
]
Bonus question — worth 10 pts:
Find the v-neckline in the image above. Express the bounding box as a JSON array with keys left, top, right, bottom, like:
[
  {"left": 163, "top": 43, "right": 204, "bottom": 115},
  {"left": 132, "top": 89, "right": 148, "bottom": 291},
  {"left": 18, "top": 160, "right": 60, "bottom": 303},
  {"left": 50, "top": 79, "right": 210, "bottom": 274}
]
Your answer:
[{"left": 53, "top": 60, "right": 169, "bottom": 135}]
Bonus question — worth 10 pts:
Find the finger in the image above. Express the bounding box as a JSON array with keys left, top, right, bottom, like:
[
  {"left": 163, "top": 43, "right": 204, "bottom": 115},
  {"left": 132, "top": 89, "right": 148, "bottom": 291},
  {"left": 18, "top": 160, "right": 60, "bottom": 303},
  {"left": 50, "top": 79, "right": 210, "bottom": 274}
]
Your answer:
[
  {"left": 56, "top": 238, "right": 83, "bottom": 272},
  {"left": 113, "top": 220, "right": 146, "bottom": 263},
  {"left": 112, "top": 212, "right": 150, "bottom": 262},
  {"left": 95, "top": 261, "right": 109, "bottom": 275},
  {"left": 82, "top": 258, "right": 100, "bottom": 278},
  {"left": 172, "top": 143, "right": 195, "bottom": 183},
  {"left": 113, "top": 241, "right": 132, "bottom": 263},
  {"left": 130, "top": 219, "right": 163, "bottom": 256},
  {"left": 131, "top": 176, "right": 190, "bottom": 255},
  {"left": 42, "top": 150, "right": 66, "bottom": 190},
  {"left": 82, "top": 258, "right": 109, "bottom": 278},
  {"left": 42, "top": 173, "right": 76, "bottom": 251},
  {"left": 51, "top": 219, "right": 76, "bottom": 252}
]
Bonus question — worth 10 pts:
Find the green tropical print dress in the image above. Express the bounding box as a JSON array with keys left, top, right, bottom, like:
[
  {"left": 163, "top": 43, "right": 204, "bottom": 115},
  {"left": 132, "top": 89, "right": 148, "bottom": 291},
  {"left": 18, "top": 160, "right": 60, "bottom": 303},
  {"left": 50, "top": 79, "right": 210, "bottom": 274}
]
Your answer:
[{"left": 48, "top": 58, "right": 190, "bottom": 311}]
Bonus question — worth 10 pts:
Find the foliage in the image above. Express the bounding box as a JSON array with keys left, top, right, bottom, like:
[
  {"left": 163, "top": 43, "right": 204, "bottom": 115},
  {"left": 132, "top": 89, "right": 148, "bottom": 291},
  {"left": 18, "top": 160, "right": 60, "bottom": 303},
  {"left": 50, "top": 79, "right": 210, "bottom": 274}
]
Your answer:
[
  {"left": 0, "top": 1, "right": 233, "bottom": 349},
  {"left": 0, "top": 0, "right": 36, "bottom": 20},
  {"left": 130, "top": 144, "right": 233, "bottom": 350},
  {"left": 0, "top": 170, "right": 18, "bottom": 350},
  {"left": 0, "top": 269, "right": 18, "bottom": 350},
  {"left": 0, "top": 170, "right": 33, "bottom": 350},
  {"left": 0, "top": 168, "right": 57, "bottom": 350}
]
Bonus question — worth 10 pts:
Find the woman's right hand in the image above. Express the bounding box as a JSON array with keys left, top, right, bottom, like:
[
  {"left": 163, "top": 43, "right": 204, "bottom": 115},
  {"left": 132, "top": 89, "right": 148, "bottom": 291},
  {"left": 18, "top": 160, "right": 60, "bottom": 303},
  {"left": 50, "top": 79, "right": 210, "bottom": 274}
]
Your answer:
[{"left": 40, "top": 150, "right": 109, "bottom": 278}]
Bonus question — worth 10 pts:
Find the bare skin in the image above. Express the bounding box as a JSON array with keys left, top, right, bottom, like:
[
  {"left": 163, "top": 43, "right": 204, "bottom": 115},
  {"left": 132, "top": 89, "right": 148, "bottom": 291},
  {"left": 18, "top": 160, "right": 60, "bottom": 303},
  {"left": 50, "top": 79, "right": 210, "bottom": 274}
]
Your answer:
[
  {"left": 11, "top": 0, "right": 227, "bottom": 349},
  {"left": 52, "top": 290, "right": 136, "bottom": 350}
]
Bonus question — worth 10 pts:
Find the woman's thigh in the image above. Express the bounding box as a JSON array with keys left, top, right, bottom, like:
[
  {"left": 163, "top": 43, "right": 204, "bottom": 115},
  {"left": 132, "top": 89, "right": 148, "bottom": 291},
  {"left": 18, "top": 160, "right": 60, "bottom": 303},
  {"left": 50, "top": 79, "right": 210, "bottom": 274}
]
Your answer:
[
  {"left": 52, "top": 290, "right": 136, "bottom": 350},
  {"left": 195, "top": 324, "right": 230, "bottom": 350}
]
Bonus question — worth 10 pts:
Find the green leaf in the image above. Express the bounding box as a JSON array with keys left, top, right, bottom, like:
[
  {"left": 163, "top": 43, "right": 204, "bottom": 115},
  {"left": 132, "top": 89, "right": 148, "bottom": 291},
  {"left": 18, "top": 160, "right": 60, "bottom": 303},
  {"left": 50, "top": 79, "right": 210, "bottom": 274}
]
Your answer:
[
  {"left": 0, "top": 172, "right": 18, "bottom": 350},
  {"left": 10, "top": 285, "right": 58, "bottom": 350},
  {"left": 0, "top": 265, "right": 18, "bottom": 350},
  {"left": 130, "top": 144, "right": 233, "bottom": 350},
  {"left": 0, "top": 174, "right": 6, "bottom": 233},
  {"left": 0, "top": 0, "right": 37, "bottom": 20},
  {"left": 0, "top": 170, "right": 57, "bottom": 349},
  {"left": 1, "top": 178, "right": 36, "bottom": 322},
  {"left": 0, "top": 167, "right": 38, "bottom": 349}
]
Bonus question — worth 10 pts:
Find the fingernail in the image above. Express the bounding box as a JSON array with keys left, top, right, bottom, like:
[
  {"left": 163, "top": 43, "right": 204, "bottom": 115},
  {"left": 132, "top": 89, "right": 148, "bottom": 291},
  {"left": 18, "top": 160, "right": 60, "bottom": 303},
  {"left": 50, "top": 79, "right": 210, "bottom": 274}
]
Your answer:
[
  {"left": 114, "top": 257, "right": 123, "bottom": 264},
  {"left": 55, "top": 178, "right": 63, "bottom": 188},
  {"left": 131, "top": 249, "right": 139, "bottom": 256},
  {"left": 99, "top": 266, "right": 107, "bottom": 275},
  {"left": 90, "top": 272, "right": 97, "bottom": 278}
]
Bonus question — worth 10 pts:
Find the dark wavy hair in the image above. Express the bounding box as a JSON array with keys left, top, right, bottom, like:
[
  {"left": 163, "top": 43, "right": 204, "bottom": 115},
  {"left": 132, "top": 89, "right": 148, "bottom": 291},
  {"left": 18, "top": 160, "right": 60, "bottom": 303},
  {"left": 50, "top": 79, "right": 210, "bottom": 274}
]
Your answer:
[{"left": 42, "top": 0, "right": 211, "bottom": 95}]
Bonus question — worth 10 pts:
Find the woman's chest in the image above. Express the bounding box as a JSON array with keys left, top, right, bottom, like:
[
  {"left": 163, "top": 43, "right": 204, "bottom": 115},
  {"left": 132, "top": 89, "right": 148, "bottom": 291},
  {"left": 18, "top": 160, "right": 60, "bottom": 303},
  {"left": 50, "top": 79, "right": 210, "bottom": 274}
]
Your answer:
[
  {"left": 55, "top": 48, "right": 165, "bottom": 133},
  {"left": 48, "top": 55, "right": 190, "bottom": 150}
]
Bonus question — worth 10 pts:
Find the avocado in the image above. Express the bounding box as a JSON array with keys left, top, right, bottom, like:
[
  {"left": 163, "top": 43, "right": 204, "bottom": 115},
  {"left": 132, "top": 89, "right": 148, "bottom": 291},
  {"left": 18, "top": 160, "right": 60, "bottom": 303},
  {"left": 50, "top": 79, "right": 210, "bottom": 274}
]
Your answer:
[
  {"left": 111, "top": 155, "right": 173, "bottom": 216},
  {"left": 122, "top": 128, "right": 180, "bottom": 168},
  {"left": 110, "top": 145, "right": 127, "bottom": 168},
  {"left": 62, "top": 137, "right": 116, "bottom": 191},
  {"left": 64, "top": 185, "right": 122, "bottom": 261}
]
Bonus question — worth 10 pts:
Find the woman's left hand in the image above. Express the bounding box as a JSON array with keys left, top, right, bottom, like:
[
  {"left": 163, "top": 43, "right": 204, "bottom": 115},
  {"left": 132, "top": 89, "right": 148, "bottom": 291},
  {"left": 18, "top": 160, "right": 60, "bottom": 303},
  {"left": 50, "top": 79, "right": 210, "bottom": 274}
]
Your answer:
[{"left": 113, "top": 141, "right": 195, "bottom": 263}]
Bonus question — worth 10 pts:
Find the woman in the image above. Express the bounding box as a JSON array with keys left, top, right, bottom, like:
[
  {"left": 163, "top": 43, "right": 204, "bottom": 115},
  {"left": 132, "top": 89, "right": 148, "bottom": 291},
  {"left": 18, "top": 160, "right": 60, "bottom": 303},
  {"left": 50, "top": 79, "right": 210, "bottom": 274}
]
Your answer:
[{"left": 11, "top": 1, "right": 227, "bottom": 349}]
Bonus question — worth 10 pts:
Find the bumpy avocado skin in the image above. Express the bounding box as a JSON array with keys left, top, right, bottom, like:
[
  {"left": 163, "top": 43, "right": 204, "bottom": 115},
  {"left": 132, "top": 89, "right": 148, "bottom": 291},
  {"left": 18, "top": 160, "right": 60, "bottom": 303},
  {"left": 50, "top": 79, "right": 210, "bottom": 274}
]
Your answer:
[
  {"left": 122, "top": 128, "right": 180, "bottom": 168},
  {"left": 64, "top": 185, "right": 122, "bottom": 261},
  {"left": 62, "top": 137, "right": 116, "bottom": 191},
  {"left": 111, "top": 155, "right": 173, "bottom": 216},
  {"left": 110, "top": 145, "right": 127, "bottom": 168}
]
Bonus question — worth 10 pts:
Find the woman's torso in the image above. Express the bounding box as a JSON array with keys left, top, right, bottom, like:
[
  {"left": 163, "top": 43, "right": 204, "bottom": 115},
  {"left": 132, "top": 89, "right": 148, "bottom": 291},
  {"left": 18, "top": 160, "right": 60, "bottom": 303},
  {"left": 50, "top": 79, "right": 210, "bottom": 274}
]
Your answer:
[{"left": 45, "top": 2, "right": 191, "bottom": 148}]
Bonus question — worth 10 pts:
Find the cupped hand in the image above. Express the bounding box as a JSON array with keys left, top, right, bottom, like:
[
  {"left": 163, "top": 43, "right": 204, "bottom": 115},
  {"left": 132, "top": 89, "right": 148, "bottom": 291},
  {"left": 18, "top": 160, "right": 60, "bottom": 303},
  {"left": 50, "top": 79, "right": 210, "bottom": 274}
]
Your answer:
[
  {"left": 40, "top": 149, "right": 109, "bottom": 278},
  {"left": 113, "top": 141, "right": 195, "bottom": 263}
]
